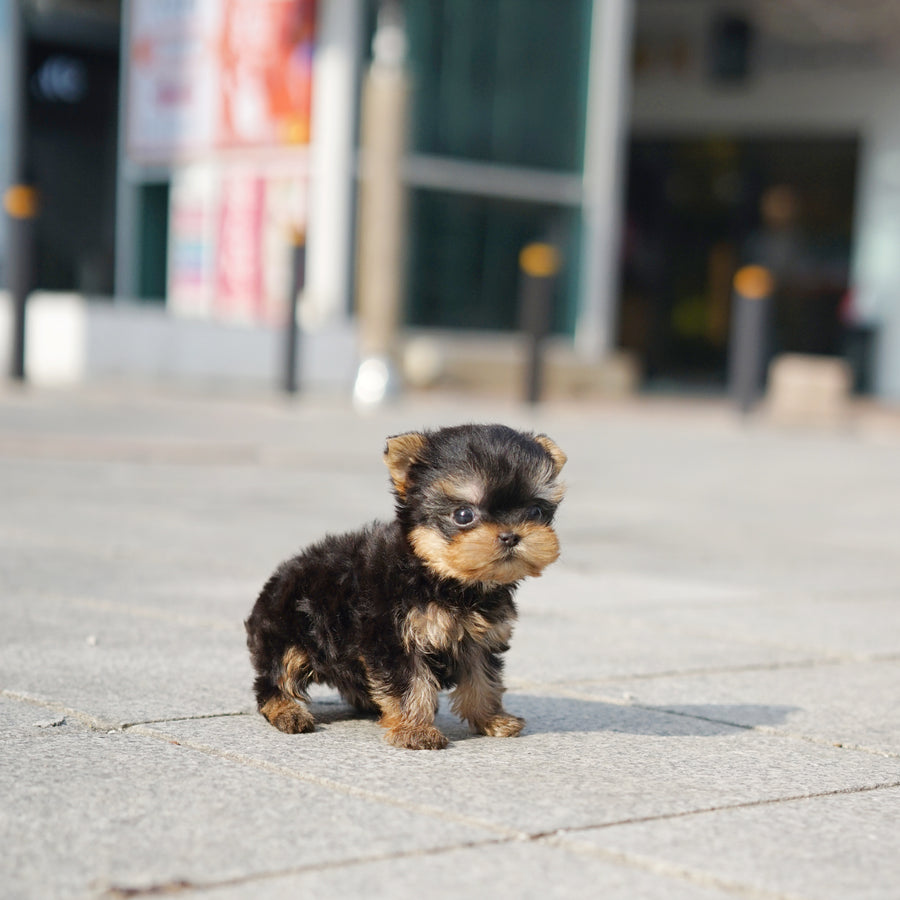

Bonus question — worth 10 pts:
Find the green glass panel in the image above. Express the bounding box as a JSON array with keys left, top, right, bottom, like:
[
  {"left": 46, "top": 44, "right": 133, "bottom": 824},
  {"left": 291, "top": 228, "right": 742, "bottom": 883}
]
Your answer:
[
  {"left": 404, "top": 0, "right": 591, "bottom": 170},
  {"left": 406, "top": 189, "right": 580, "bottom": 334}
]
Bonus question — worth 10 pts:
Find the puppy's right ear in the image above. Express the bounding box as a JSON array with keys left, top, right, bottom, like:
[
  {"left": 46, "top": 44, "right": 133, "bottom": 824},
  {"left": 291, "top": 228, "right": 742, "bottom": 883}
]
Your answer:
[{"left": 384, "top": 432, "right": 428, "bottom": 498}]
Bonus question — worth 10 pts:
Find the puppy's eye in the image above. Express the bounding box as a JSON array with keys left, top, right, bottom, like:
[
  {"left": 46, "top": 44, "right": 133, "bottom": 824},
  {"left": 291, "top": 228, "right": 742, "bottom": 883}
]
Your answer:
[
  {"left": 452, "top": 506, "right": 477, "bottom": 527},
  {"left": 526, "top": 505, "right": 544, "bottom": 521}
]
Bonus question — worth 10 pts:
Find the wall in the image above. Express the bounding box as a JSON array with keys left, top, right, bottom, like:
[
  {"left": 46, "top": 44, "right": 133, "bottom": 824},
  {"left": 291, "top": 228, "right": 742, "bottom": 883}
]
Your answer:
[{"left": 0, "top": 291, "right": 357, "bottom": 390}]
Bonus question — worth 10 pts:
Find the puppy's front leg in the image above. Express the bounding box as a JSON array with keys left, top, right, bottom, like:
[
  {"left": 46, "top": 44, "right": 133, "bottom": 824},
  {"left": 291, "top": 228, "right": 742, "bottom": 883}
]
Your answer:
[
  {"left": 365, "top": 660, "right": 447, "bottom": 750},
  {"left": 450, "top": 648, "right": 525, "bottom": 738}
]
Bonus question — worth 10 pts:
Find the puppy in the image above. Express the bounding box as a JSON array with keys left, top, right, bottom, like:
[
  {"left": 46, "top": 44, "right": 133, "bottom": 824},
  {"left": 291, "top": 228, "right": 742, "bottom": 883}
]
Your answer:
[{"left": 245, "top": 424, "right": 566, "bottom": 750}]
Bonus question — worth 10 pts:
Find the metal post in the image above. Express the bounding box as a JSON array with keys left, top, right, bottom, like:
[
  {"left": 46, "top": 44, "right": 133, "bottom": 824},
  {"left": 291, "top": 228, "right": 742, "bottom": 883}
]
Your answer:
[
  {"left": 4, "top": 0, "right": 35, "bottom": 381},
  {"left": 5, "top": 186, "right": 39, "bottom": 380},
  {"left": 728, "top": 265, "right": 774, "bottom": 414},
  {"left": 283, "top": 230, "right": 307, "bottom": 394},
  {"left": 519, "top": 242, "right": 561, "bottom": 405}
]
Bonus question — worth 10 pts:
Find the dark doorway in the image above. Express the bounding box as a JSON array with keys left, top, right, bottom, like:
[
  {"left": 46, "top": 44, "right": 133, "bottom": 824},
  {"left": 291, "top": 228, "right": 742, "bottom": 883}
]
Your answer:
[
  {"left": 620, "top": 136, "right": 858, "bottom": 391},
  {"left": 26, "top": 37, "right": 120, "bottom": 295}
]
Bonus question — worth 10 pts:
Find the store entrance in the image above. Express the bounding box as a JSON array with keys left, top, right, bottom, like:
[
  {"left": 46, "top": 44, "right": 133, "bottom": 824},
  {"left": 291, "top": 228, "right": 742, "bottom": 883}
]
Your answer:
[{"left": 619, "top": 136, "right": 858, "bottom": 391}]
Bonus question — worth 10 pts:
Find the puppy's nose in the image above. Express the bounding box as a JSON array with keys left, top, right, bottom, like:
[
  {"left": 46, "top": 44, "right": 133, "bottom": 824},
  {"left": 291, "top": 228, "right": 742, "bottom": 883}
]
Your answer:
[{"left": 498, "top": 531, "right": 520, "bottom": 548}]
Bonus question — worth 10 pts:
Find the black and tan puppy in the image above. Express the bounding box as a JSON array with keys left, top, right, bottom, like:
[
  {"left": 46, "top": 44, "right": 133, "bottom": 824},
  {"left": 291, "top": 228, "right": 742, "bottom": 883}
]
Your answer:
[{"left": 245, "top": 424, "right": 566, "bottom": 750}]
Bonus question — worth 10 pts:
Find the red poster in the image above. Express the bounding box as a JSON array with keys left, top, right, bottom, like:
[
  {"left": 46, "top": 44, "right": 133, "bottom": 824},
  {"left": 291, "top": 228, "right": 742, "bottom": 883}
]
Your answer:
[
  {"left": 219, "top": 0, "right": 316, "bottom": 147},
  {"left": 128, "top": 0, "right": 316, "bottom": 162}
]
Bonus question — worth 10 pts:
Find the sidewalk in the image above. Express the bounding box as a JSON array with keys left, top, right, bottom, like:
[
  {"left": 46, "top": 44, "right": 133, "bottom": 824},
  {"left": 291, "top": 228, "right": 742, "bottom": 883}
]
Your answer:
[{"left": 2, "top": 384, "right": 899, "bottom": 899}]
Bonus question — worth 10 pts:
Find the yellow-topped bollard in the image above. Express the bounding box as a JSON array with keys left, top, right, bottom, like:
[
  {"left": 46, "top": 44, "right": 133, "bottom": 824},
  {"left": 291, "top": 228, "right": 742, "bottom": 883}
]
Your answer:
[
  {"left": 3, "top": 185, "right": 39, "bottom": 220},
  {"left": 5, "top": 183, "right": 40, "bottom": 380},
  {"left": 519, "top": 242, "right": 561, "bottom": 280},
  {"left": 732, "top": 264, "right": 774, "bottom": 302},
  {"left": 728, "top": 264, "right": 774, "bottom": 414},
  {"left": 519, "top": 242, "right": 562, "bottom": 404}
]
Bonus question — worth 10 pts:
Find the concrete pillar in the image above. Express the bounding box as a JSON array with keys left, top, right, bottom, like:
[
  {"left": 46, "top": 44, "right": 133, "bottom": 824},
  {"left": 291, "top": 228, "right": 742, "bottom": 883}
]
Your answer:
[
  {"left": 304, "top": 0, "right": 363, "bottom": 327},
  {"left": 576, "top": 0, "right": 634, "bottom": 360},
  {"left": 851, "top": 120, "right": 900, "bottom": 401},
  {"left": 352, "top": 1, "right": 408, "bottom": 407}
]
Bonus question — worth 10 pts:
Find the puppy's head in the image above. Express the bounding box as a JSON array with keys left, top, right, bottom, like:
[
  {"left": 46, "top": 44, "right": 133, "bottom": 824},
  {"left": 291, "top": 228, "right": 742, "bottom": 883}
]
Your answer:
[{"left": 384, "top": 424, "right": 566, "bottom": 586}]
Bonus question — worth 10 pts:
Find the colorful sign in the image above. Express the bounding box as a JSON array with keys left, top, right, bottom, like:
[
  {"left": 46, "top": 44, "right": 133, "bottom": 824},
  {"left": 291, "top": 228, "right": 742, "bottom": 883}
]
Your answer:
[
  {"left": 168, "top": 162, "right": 307, "bottom": 325},
  {"left": 127, "top": 0, "right": 316, "bottom": 162}
]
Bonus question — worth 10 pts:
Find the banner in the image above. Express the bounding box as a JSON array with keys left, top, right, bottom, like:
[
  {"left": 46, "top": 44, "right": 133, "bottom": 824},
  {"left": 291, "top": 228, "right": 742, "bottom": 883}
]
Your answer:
[
  {"left": 127, "top": 0, "right": 316, "bottom": 162},
  {"left": 168, "top": 162, "right": 307, "bottom": 325}
]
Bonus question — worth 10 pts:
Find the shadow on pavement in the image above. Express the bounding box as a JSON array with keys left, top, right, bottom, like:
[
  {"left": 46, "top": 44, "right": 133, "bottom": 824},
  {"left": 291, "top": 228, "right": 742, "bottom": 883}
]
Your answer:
[{"left": 303, "top": 694, "right": 800, "bottom": 739}]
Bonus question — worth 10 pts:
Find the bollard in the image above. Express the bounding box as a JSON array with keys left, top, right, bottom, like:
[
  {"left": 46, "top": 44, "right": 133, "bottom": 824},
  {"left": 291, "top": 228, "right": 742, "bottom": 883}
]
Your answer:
[
  {"left": 283, "top": 229, "right": 306, "bottom": 394},
  {"left": 728, "top": 264, "right": 774, "bottom": 414},
  {"left": 4, "top": 184, "right": 39, "bottom": 381},
  {"left": 518, "top": 242, "right": 561, "bottom": 404}
]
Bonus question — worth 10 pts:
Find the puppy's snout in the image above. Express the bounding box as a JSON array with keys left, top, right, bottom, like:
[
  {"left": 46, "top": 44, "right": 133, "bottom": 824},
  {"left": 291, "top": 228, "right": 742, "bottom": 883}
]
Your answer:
[{"left": 498, "top": 531, "right": 520, "bottom": 548}]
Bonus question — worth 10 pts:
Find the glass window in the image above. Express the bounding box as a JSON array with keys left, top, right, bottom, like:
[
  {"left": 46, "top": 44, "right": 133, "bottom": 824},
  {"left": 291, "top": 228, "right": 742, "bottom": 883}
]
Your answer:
[
  {"left": 405, "top": 0, "right": 591, "bottom": 171},
  {"left": 406, "top": 189, "right": 581, "bottom": 333}
]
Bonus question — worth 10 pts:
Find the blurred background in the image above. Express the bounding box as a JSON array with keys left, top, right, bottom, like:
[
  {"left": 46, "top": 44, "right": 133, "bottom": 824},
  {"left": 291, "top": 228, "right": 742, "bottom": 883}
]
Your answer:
[{"left": 1, "top": 0, "right": 899, "bottom": 408}]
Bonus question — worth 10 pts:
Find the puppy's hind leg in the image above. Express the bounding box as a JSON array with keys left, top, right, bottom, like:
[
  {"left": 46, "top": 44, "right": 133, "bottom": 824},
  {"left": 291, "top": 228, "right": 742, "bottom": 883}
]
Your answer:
[{"left": 254, "top": 646, "right": 316, "bottom": 735}]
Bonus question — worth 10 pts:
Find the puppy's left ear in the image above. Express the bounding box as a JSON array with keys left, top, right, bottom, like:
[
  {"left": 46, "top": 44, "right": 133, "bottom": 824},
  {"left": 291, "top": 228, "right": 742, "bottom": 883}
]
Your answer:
[
  {"left": 534, "top": 434, "right": 567, "bottom": 478},
  {"left": 384, "top": 432, "right": 428, "bottom": 497}
]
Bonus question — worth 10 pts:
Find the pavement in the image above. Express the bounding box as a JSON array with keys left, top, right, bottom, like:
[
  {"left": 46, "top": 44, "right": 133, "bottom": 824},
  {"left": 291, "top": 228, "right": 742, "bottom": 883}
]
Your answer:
[{"left": 2, "top": 382, "right": 899, "bottom": 900}]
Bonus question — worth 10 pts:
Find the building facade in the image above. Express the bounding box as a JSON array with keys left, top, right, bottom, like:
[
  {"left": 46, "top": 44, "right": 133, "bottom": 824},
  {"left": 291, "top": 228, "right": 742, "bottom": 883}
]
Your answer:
[{"left": 3, "top": 0, "right": 900, "bottom": 400}]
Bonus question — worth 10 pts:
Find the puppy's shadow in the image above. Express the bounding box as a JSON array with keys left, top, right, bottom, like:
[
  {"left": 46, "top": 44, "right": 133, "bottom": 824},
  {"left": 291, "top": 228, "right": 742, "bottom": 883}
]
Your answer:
[
  {"left": 502, "top": 694, "right": 800, "bottom": 738},
  {"left": 307, "top": 699, "right": 380, "bottom": 725},
  {"left": 308, "top": 693, "right": 799, "bottom": 739}
]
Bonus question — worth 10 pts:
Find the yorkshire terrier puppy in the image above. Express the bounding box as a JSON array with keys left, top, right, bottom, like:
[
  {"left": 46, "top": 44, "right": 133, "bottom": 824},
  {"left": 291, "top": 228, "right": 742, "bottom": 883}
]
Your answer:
[{"left": 245, "top": 424, "right": 566, "bottom": 750}]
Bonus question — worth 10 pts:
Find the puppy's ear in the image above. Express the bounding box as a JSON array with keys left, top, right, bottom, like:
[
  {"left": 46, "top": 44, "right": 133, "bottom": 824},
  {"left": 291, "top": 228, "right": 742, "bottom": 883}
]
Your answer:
[
  {"left": 534, "top": 434, "right": 567, "bottom": 478},
  {"left": 384, "top": 432, "right": 428, "bottom": 497}
]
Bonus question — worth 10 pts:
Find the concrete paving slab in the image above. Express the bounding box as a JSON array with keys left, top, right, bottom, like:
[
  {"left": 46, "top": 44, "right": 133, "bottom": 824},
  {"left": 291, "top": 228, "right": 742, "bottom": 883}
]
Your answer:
[
  {"left": 1, "top": 592, "right": 251, "bottom": 724},
  {"left": 626, "top": 596, "right": 900, "bottom": 659},
  {"left": 569, "top": 784, "right": 900, "bottom": 900},
  {"left": 525, "top": 567, "right": 757, "bottom": 611},
  {"left": 0, "top": 698, "right": 489, "bottom": 900},
  {"left": 573, "top": 659, "right": 900, "bottom": 756},
  {"left": 196, "top": 839, "right": 741, "bottom": 900},
  {"left": 148, "top": 694, "right": 900, "bottom": 836},
  {"left": 505, "top": 601, "right": 812, "bottom": 684},
  {"left": 3, "top": 385, "right": 900, "bottom": 900}
]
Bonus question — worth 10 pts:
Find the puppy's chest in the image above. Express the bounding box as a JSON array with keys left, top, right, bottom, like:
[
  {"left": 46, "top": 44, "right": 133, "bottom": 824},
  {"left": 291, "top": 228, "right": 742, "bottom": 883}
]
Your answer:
[{"left": 401, "top": 602, "right": 515, "bottom": 657}]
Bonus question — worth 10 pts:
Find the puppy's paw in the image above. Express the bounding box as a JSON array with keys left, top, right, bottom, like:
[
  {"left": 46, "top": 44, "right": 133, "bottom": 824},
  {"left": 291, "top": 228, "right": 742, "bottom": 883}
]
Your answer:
[
  {"left": 385, "top": 723, "right": 449, "bottom": 750},
  {"left": 260, "top": 697, "right": 315, "bottom": 734},
  {"left": 479, "top": 713, "right": 525, "bottom": 738}
]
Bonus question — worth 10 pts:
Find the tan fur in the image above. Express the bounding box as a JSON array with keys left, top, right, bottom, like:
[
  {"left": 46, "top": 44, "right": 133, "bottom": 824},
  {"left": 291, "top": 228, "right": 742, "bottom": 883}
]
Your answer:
[
  {"left": 535, "top": 477, "right": 567, "bottom": 505},
  {"left": 433, "top": 476, "right": 485, "bottom": 506},
  {"left": 383, "top": 432, "right": 427, "bottom": 498},
  {"left": 260, "top": 696, "right": 315, "bottom": 734},
  {"left": 449, "top": 646, "right": 503, "bottom": 727},
  {"left": 462, "top": 611, "right": 515, "bottom": 651},
  {"left": 534, "top": 433, "right": 567, "bottom": 476},
  {"left": 362, "top": 656, "right": 445, "bottom": 749},
  {"left": 410, "top": 522, "right": 560, "bottom": 585},
  {"left": 403, "top": 604, "right": 515, "bottom": 658},
  {"left": 402, "top": 603, "right": 465, "bottom": 653},
  {"left": 277, "top": 646, "right": 312, "bottom": 700},
  {"left": 450, "top": 646, "right": 525, "bottom": 737},
  {"left": 403, "top": 661, "right": 441, "bottom": 725}
]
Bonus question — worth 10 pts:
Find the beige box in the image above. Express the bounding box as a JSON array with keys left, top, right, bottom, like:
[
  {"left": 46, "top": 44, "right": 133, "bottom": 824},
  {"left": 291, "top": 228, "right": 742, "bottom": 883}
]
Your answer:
[{"left": 766, "top": 353, "right": 852, "bottom": 427}]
